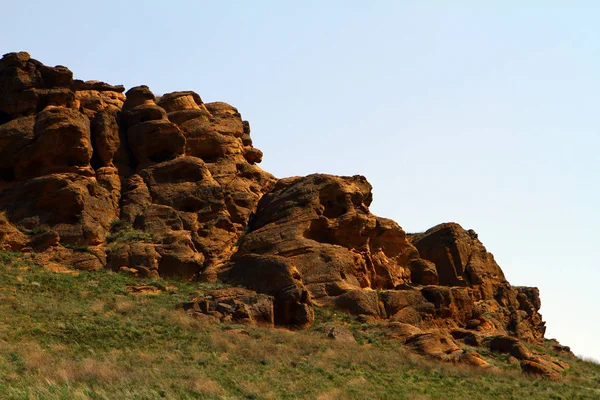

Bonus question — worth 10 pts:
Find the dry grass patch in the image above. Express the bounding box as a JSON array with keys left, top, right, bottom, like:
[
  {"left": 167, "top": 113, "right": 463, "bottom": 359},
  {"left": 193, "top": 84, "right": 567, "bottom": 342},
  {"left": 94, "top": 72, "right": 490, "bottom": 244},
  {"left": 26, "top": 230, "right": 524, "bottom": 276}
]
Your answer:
[
  {"left": 57, "top": 358, "right": 124, "bottom": 383},
  {"left": 113, "top": 297, "right": 136, "bottom": 315},
  {"left": 164, "top": 309, "right": 207, "bottom": 332},
  {"left": 88, "top": 300, "right": 106, "bottom": 314},
  {"left": 188, "top": 377, "right": 226, "bottom": 397},
  {"left": 316, "top": 388, "right": 344, "bottom": 400}
]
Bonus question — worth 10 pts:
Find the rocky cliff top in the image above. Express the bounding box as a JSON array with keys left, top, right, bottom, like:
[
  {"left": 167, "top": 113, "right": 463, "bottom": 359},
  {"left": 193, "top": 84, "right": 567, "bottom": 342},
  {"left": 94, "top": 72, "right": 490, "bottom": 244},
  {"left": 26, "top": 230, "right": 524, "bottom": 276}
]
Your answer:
[{"left": 0, "top": 52, "right": 571, "bottom": 379}]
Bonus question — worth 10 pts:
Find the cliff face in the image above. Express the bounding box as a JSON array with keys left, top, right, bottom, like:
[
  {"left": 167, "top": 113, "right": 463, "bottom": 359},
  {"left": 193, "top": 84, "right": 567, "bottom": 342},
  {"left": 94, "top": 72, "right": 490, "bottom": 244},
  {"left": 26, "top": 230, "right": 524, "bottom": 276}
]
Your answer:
[{"left": 0, "top": 52, "right": 569, "bottom": 378}]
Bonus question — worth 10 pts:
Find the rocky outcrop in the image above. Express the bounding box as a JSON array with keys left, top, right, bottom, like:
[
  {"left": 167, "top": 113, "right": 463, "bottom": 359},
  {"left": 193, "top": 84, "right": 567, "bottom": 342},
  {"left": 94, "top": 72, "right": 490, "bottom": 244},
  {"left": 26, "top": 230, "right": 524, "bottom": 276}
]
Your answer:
[
  {"left": 0, "top": 51, "right": 274, "bottom": 280},
  {"left": 184, "top": 287, "right": 275, "bottom": 326},
  {"left": 488, "top": 334, "right": 570, "bottom": 380},
  {"left": 231, "top": 174, "right": 417, "bottom": 292},
  {"left": 0, "top": 52, "right": 569, "bottom": 379}
]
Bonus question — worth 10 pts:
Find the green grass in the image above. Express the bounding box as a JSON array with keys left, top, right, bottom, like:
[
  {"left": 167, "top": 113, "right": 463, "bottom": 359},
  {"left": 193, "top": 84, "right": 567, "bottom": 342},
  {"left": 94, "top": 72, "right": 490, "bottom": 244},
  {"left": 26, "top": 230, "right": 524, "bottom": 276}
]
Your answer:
[
  {"left": 0, "top": 250, "right": 598, "bottom": 399},
  {"left": 106, "top": 225, "right": 155, "bottom": 253},
  {"left": 107, "top": 227, "right": 154, "bottom": 244}
]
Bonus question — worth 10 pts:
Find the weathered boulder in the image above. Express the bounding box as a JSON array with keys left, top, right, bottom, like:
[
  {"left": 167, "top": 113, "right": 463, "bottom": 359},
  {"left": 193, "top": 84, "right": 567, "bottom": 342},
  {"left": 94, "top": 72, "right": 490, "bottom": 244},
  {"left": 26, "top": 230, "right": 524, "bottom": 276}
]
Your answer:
[
  {"left": 489, "top": 335, "right": 532, "bottom": 360},
  {"left": 107, "top": 242, "right": 161, "bottom": 279},
  {"left": 412, "top": 223, "right": 547, "bottom": 341},
  {"left": 184, "top": 287, "right": 274, "bottom": 327},
  {"left": 75, "top": 89, "right": 125, "bottom": 118},
  {"left": 16, "top": 107, "right": 93, "bottom": 179},
  {"left": 119, "top": 86, "right": 186, "bottom": 167},
  {"left": 232, "top": 174, "right": 418, "bottom": 308},
  {"left": 122, "top": 85, "right": 155, "bottom": 109},
  {"left": 450, "top": 328, "right": 482, "bottom": 346},
  {"left": 379, "top": 289, "right": 430, "bottom": 317},
  {"left": 0, "top": 52, "right": 81, "bottom": 119},
  {"left": 520, "top": 356, "right": 569, "bottom": 380},
  {"left": 2, "top": 173, "right": 115, "bottom": 247},
  {"left": 223, "top": 254, "right": 314, "bottom": 328},
  {"left": 157, "top": 91, "right": 203, "bottom": 112},
  {"left": 30, "top": 230, "right": 60, "bottom": 252},
  {"left": 0, "top": 212, "right": 28, "bottom": 251},
  {"left": 420, "top": 286, "right": 477, "bottom": 325},
  {"left": 412, "top": 223, "right": 506, "bottom": 287},
  {"left": 405, "top": 332, "right": 463, "bottom": 361},
  {"left": 409, "top": 258, "right": 439, "bottom": 285},
  {"left": 326, "top": 325, "right": 357, "bottom": 343},
  {"left": 0, "top": 52, "right": 42, "bottom": 118},
  {"left": 384, "top": 322, "right": 423, "bottom": 343},
  {"left": 127, "top": 120, "right": 185, "bottom": 165},
  {"left": 120, "top": 104, "right": 168, "bottom": 128}
]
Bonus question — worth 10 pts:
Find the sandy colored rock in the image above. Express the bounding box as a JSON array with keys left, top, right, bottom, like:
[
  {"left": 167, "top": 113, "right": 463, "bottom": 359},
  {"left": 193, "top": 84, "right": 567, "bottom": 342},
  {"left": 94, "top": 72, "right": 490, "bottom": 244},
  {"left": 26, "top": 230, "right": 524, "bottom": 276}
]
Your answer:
[
  {"left": 15, "top": 107, "right": 92, "bottom": 179},
  {"left": 232, "top": 174, "right": 418, "bottom": 307},
  {"left": 520, "top": 358, "right": 566, "bottom": 380},
  {"left": 122, "top": 85, "right": 155, "bottom": 109},
  {"left": 127, "top": 120, "right": 186, "bottom": 166},
  {"left": 75, "top": 89, "right": 124, "bottom": 118},
  {"left": 385, "top": 322, "right": 423, "bottom": 343},
  {"left": 450, "top": 328, "right": 482, "bottom": 347},
  {"left": 489, "top": 335, "right": 532, "bottom": 360},
  {"left": 107, "top": 242, "right": 161, "bottom": 279},
  {"left": 0, "top": 212, "right": 28, "bottom": 251},
  {"left": 184, "top": 287, "right": 274, "bottom": 327},
  {"left": 379, "top": 289, "right": 429, "bottom": 317},
  {"left": 157, "top": 91, "right": 203, "bottom": 112},
  {"left": 412, "top": 223, "right": 506, "bottom": 287},
  {"left": 223, "top": 254, "right": 314, "bottom": 328},
  {"left": 3, "top": 173, "right": 116, "bottom": 246},
  {"left": 409, "top": 258, "right": 439, "bottom": 285},
  {"left": 327, "top": 326, "right": 356, "bottom": 343},
  {"left": 405, "top": 332, "right": 463, "bottom": 361}
]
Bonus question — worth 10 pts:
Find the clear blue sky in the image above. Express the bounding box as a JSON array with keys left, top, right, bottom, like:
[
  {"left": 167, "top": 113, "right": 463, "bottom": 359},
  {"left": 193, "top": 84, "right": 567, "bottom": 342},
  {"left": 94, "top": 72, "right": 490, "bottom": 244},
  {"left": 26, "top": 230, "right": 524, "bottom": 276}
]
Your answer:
[{"left": 3, "top": 1, "right": 599, "bottom": 360}]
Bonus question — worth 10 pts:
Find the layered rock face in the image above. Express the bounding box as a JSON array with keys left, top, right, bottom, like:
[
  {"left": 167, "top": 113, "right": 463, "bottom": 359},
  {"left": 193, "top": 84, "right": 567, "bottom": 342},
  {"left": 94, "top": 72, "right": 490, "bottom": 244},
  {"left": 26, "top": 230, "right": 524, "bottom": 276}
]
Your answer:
[{"left": 0, "top": 52, "right": 566, "bottom": 377}]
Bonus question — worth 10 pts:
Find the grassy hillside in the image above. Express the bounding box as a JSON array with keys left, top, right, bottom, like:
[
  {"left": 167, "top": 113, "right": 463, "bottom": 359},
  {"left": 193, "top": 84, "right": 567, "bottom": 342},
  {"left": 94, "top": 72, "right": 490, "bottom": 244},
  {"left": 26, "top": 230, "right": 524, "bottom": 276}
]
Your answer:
[{"left": 0, "top": 251, "right": 598, "bottom": 399}]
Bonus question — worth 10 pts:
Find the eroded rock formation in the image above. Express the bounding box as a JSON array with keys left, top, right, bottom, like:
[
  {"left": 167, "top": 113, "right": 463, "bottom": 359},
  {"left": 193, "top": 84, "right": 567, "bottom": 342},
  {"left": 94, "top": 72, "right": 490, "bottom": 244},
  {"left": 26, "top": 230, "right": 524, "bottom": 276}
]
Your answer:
[
  {"left": 0, "top": 52, "right": 570, "bottom": 378},
  {"left": 0, "top": 51, "right": 275, "bottom": 278}
]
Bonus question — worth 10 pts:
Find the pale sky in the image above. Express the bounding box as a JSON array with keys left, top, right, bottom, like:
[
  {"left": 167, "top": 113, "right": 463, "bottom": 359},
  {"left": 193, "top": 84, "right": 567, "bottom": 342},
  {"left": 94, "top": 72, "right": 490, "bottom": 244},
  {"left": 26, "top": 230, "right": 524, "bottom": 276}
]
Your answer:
[{"left": 2, "top": 1, "right": 599, "bottom": 360}]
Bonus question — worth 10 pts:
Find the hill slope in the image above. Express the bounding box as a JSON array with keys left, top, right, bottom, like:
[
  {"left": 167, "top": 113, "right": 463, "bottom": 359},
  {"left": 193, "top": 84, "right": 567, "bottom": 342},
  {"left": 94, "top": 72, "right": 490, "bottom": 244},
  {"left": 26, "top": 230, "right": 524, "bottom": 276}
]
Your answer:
[{"left": 1, "top": 252, "right": 599, "bottom": 399}]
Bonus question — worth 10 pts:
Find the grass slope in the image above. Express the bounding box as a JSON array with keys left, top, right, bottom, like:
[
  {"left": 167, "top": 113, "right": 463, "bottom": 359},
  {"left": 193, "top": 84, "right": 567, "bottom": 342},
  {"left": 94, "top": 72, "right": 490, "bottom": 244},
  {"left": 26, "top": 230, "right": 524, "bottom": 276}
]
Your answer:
[{"left": 0, "top": 251, "right": 598, "bottom": 399}]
